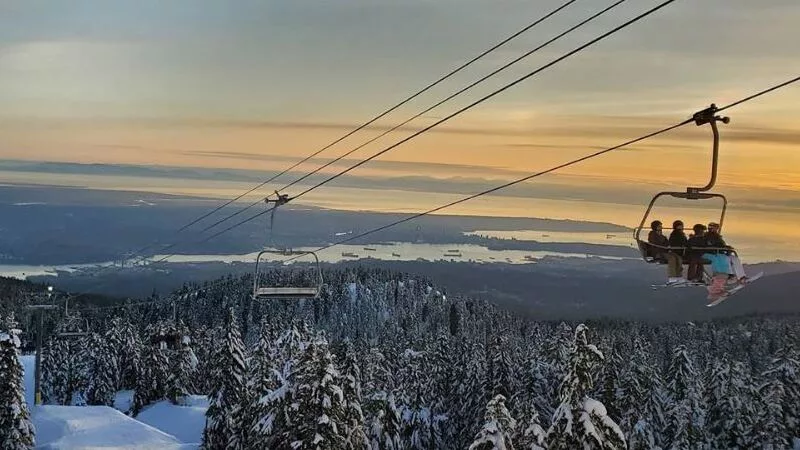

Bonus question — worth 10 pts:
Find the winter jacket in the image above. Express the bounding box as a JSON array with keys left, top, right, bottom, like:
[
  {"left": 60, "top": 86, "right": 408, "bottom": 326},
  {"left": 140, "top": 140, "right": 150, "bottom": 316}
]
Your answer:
[
  {"left": 668, "top": 230, "right": 689, "bottom": 256},
  {"left": 646, "top": 230, "right": 668, "bottom": 259},
  {"left": 687, "top": 235, "right": 707, "bottom": 258},
  {"left": 702, "top": 232, "right": 728, "bottom": 254},
  {"left": 648, "top": 230, "right": 668, "bottom": 247}
]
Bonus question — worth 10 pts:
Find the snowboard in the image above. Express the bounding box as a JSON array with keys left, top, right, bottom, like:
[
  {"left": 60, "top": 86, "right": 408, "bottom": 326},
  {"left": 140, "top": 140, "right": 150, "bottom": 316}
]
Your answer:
[{"left": 706, "top": 271, "right": 764, "bottom": 307}]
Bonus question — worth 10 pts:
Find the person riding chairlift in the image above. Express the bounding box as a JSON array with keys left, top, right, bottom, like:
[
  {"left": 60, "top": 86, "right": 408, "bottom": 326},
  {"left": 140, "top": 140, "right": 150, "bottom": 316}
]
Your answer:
[
  {"left": 666, "top": 220, "right": 688, "bottom": 284},
  {"left": 646, "top": 220, "right": 669, "bottom": 262},
  {"left": 686, "top": 223, "right": 707, "bottom": 283},
  {"left": 701, "top": 222, "right": 750, "bottom": 300}
]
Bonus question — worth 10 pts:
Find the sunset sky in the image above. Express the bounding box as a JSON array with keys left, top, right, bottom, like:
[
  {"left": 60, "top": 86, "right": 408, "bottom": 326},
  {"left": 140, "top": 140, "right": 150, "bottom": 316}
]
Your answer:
[{"left": 1, "top": 0, "right": 799, "bottom": 222}]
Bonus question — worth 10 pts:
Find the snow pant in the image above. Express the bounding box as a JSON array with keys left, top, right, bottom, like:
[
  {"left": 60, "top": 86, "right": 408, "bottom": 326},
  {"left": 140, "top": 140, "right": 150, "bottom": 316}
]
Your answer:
[
  {"left": 687, "top": 257, "right": 704, "bottom": 281},
  {"left": 729, "top": 255, "right": 746, "bottom": 279},
  {"left": 666, "top": 253, "right": 683, "bottom": 277},
  {"left": 702, "top": 253, "right": 731, "bottom": 275}
]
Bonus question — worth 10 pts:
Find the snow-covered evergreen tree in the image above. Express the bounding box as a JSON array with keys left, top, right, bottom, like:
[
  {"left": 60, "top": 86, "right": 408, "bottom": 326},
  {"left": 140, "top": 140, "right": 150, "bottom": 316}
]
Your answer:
[
  {"left": 469, "top": 394, "right": 516, "bottom": 450},
  {"left": 41, "top": 317, "right": 90, "bottom": 406},
  {"left": 515, "top": 405, "right": 546, "bottom": 450},
  {"left": 202, "top": 309, "right": 247, "bottom": 450},
  {"left": 367, "top": 392, "right": 403, "bottom": 450},
  {"left": 545, "top": 324, "right": 626, "bottom": 450},
  {"left": 458, "top": 340, "right": 488, "bottom": 447},
  {"left": 41, "top": 338, "right": 69, "bottom": 405},
  {"left": 85, "top": 333, "right": 118, "bottom": 406},
  {"left": 664, "top": 345, "right": 703, "bottom": 449},
  {"left": 107, "top": 316, "right": 141, "bottom": 391},
  {"left": 486, "top": 335, "right": 513, "bottom": 404},
  {"left": 760, "top": 344, "right": 800, "bottom": 438},
  {"left": 341, "top": 341, "right": 368, "bottom": 448},
  {"left": 0, "top": 313, "right": 35, "bottom": 449},
  {"left": 167, "top": 331, "right": 197, "bottom": 405},
  {"left": 291, "top": 338, "right": 349, "bottom": 448},
  {"left": 243, "top": 321, "right": 277, "bottom": 447},
  {"left": 131, "top": 341, "right": 169, "bottom": 415}
]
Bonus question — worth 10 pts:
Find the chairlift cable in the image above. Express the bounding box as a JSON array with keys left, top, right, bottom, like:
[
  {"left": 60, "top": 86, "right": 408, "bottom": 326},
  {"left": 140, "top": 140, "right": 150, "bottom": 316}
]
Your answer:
[
  {"left": 121, "top": 0, "right": 583, "bottom": 258},
  {"left": 201, "top": 0, "right": 629, "bottom": 231},
  {"left": 183, "top": 0, "right": 684, "bottom": 243}
]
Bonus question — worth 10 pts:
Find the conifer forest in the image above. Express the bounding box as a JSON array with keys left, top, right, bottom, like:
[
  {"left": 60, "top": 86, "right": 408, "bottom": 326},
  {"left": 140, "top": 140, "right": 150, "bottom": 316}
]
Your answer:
[{"left": 3, "top": 267, "right": 800, "bottom": 449}]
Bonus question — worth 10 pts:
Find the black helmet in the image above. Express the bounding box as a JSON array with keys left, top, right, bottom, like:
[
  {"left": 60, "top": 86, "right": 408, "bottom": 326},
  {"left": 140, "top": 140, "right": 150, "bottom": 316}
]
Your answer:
[
  {"left": 651, "top": 220, "right": 663, "bottom": 230},
  {"left": 693, "top": 223, "right": 706, "bottom": 233},
  {"left": 673, "top": 220, "right": 684, "bottom": 229}
]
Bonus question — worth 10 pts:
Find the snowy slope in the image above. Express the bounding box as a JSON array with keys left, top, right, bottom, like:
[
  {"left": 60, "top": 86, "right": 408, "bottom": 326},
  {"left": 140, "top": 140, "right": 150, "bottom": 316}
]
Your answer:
[
  {"left": 33, "top": 405, "right": 190, "bottom": 449},
  {"left": 21, "top": 353, "right": 35, "bottom": 406},
  {"left": 135, "top": 397, "right": 209, "bottom": 445}
]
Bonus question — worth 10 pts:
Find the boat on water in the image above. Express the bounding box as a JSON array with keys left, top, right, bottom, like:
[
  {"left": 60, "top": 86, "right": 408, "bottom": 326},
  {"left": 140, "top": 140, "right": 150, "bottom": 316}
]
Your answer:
[
  {"left": 341, "top": 252, "right": 359, "bottom": 258},
  {"left": 391, "top": 252, "right": 401, "bottom": 257},
  {"left": 363, "top": 247, "right": 377, "bottom": 251}
]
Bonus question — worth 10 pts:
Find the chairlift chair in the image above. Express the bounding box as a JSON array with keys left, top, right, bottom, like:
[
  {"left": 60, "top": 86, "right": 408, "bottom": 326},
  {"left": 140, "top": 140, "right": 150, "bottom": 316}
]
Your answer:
[
  {"left": 252, "top": 250, "right": 324, "bottom": 300},
  {"left": 633, "top": 104, "right": 734, "bottom": 266},
  {"left": 57, "top": 318, "right": 91, "bottom": 339}
]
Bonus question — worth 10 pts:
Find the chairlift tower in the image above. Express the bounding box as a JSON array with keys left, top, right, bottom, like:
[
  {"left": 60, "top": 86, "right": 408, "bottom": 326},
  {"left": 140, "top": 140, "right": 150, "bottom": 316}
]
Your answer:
[{"left": 26, "top": 286, "right": 59, "bottom": 406}]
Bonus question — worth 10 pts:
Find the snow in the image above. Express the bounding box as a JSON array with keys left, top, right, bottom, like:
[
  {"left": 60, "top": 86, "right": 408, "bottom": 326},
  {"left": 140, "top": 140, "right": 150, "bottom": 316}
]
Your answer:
[
  {"left": 18, "top": 353, "right": 205, "bottom": 448},
  {"left": 114, "top": 390, "right": 134, "bottom": 413},
  {"left": 1, "top": 331, "right": 21, "bottom": 347},
  {"left": 33, "top": 405, "right": 189, "bottom": 449},
  {"left": 21, "top": 353, "right": 35, "bottom": 406},
  {"left": 136, "top": 399, "right": 208, "bottom": 445}
]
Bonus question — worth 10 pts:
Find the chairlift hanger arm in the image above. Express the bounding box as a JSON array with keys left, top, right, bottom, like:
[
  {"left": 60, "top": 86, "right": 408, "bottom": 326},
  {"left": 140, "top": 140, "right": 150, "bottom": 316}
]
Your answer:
[
  {"left": 688, "top": 104, "right": 730, "bottom": 194},
  {"left": 265, "top": 190, "right": 293, "bottom": 206}
]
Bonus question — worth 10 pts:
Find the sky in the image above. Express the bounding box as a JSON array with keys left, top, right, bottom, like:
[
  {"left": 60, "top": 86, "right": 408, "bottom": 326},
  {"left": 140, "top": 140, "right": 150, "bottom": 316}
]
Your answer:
[{"left": 1, "top": 0, "right": 799, "bottom": 231}]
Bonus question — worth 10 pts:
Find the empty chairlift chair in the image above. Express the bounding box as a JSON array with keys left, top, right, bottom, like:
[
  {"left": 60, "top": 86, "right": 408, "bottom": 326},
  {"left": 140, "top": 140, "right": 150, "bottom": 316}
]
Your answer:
[{"left": 252, "top": 250, "right": 324, "bottom": 300}]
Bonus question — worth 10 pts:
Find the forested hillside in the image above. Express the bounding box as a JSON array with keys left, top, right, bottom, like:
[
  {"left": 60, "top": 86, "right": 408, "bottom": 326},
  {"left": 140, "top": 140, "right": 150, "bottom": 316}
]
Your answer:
[{"left": 7, "top": 268, "right": 800, "bottom": 448}]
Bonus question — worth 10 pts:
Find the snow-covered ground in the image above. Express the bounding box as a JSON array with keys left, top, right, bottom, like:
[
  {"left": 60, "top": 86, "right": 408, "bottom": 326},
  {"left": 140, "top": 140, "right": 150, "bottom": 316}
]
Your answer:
[
  {"left": 136, "top": 397, "right": 208, "bottom": 446},
  {"left": 33, "top": 406, "right": 189, "bottom": 449},
  {"left": 19, "top": 353, "right": 207, "bottom": 448}
]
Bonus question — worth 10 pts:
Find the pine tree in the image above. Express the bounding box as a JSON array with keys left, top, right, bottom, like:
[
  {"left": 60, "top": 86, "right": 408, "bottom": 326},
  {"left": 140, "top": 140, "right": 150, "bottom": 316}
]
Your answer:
[
  {"left": 341, "top": 341, "right": 368, "bottom": 448},
  {"left": 486, "top": 335, "right": 513, "bottom": 402},
  {"left": 41, "top": 338, "right": 69, "bottom": 405},
  {"left": 754, "top": 376, "right": 789, "bottom": 448},
  {"left": 107, "top": 316, "right": 141, "bottom": 391},
  {"left": 0, "top": 313, "right": 35, "bottom": 449},
  {"left": 598, "top": 345, "right": 622, "bottom": 424},
  {"left": 41, "top": 318, "right": 90, "bottom": 406},
  {"left": 545, "top": 324, "right": 626, "bottom": 450},
  {"left": 167, "top": 330, "right": 197, "bottom": 405},
  {"left": 515, "top": 405, "right": 546, "bottom": 450},
  {"left": 131, "top": 342, "right": 169, "bottom": 415},
  {"left": 244, "top": 322, "right": 277, "bottom": 447},
  {"left": 704, "top": 359, "right": 755, "bottom": 448},
  {"left": 85, "top": 333, "right": 118, "bottom": 406},
  {"left": 760, "top": 344, "right": 800, "bottom": 438},
  {"left": 664, "top": 345, "right": 703, "bottom": 449},
  {"left": 469, "top": 394, "right": 516, "bottom": 450},
  {"left": 202, "top": 309, "right": 247, "bottom": 449},
  {"left": 458, "top": 340, "right": 488, "bottom": 447},
  {"left": 366, "top": 392, "right": 403, "bottom": 450},
  {"left": 292, "top": 338, "right": 349, "bottom": 449},
  {"left": 627, "top": 420, "right": 656, "bottom": 450},
  {"left": 250, "top": 326, "right": 307, "bottom": 448}
]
